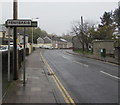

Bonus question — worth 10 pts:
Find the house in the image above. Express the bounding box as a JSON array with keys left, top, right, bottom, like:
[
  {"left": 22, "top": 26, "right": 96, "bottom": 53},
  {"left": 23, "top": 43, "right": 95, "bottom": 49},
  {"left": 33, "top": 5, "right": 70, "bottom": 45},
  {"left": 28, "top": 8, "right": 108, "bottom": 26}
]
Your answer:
[
  {"left": 0, "top": 24, "right": 6, "bottom": 38},
  {"left": 43, "top": 36, "right": 52, "bottom": 48},
  {"left": 43, "top": 36, "right": 52, "bottom": 44},
  {"left": 67, "top": 42, "right": 73, "bottom": 49},
  {"left": 93, "top": 40, "right": 115, "bottom": 56},
  {"left": 36, "top": 36, "right": 72, "bottom": 49},
  {"left": 0, "top": 24, "right": 13, "bottom": 45},
  {"left": 57, "top": 38, "right": 67, "bottom": 49},
  {"left": 52, "top": 37, "right": 72, "bottom": 49},
  {"left": 37, "top": 37, "right": 44, "bottom": 48},
  {"left": 72, "top": 36, "right": 84, "bottom": 51},
  {"left": 37, "top": 37, "right": 44, "bottom": 44}
]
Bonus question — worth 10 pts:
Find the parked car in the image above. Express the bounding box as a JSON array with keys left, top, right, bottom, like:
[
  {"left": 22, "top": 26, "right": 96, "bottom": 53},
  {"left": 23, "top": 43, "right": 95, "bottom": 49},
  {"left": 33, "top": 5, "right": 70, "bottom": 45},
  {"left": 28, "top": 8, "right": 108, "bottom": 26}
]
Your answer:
[
  {"left": 0, "top": 46, "right": 8, "bottom": 52},
  {"left": 42, "top": 45, "right": 53, "bottom": 49},
  {"left": 0, "top": 45, "right": 14, "bottom": 52}
]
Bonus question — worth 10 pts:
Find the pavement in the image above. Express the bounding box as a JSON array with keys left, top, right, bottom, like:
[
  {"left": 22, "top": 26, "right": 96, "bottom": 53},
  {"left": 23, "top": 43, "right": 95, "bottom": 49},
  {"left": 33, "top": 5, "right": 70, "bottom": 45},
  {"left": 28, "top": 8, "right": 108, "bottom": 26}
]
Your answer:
[
  {"left": 66, "top": 50, "right": 119, "bottom": 65},
  {"left": 2, "top": 49, "right": 64, "bottom": 104}
]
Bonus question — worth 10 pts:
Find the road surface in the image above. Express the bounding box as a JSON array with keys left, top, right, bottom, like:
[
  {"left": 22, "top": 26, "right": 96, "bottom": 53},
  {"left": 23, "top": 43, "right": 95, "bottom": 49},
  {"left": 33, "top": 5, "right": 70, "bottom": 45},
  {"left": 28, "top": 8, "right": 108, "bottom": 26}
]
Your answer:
[{"left": 42, "top": 49, "right": 119, "bottom": 103}]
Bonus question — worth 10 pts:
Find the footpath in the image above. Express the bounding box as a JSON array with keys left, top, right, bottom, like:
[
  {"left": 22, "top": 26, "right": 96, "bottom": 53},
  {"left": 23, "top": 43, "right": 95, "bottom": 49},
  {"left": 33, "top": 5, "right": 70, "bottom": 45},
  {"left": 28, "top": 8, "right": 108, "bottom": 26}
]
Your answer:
[
  {"left": 2, "top": 49, "right": 64, "bottom": 104},
  {"left": 66, "top": 50, "right": 119, "bottom": 65}
]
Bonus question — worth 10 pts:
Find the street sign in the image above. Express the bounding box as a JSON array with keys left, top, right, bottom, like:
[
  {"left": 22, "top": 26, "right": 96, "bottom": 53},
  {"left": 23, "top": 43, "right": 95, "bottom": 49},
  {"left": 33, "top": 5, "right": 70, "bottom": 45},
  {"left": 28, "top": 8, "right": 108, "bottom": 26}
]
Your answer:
[
  {"left": 31, "top": 21, "right": 37, "bottom": 27},
  {"left": 6, "top": 19, "right": 32, "bottom": 27},
  {"left": 5, "top": 19, "right": 37, "bottom": 27}
]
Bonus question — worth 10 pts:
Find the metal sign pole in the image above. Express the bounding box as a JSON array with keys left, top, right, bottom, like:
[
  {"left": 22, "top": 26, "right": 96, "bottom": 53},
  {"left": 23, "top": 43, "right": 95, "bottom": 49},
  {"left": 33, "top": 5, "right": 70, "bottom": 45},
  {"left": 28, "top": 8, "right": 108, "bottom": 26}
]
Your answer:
[
  {"left": 23, "top": 27, "right": 26, "bottom": 85},
  {"left": 8, "top": 27, "right": 11, "bottom": 81},
  {"left": 13, "top": 0, "right": 18, "bottom": 80}
]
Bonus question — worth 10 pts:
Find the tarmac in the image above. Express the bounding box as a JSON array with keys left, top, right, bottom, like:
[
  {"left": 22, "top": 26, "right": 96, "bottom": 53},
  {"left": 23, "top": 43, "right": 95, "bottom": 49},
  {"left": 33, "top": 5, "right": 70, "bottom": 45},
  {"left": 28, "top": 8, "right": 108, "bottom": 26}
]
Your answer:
[{"left": 2, "top": 49, "right": 65, "bottom": 104}]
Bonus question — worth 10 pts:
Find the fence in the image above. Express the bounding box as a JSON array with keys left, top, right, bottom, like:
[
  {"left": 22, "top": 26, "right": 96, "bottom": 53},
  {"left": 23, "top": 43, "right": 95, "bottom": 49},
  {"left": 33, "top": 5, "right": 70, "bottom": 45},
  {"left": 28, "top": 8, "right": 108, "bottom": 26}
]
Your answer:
[{"left": 2, "top": 49, "right": 24, "bottom": 97}]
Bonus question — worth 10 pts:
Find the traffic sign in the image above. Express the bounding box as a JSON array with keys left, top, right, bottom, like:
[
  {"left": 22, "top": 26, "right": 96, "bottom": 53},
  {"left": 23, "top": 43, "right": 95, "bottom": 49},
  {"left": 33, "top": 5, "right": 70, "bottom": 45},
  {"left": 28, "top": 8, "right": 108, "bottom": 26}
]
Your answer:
[{"left": 5, "top": 19, "right": 37, "bottom": 27}]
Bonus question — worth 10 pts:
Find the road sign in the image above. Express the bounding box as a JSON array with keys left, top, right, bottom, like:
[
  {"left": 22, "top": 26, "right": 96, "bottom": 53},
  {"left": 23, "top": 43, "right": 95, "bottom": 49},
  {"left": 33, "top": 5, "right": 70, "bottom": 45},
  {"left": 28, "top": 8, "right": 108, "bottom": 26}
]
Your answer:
[
  {"left": 5, "top": 19, "right": 32, "bottom": 27},
  {"left": 31, "top": 21, "right": 37, "bottom": 27},
  {"left": 5, "top": 19, "right": 37, "bottom": 27}
]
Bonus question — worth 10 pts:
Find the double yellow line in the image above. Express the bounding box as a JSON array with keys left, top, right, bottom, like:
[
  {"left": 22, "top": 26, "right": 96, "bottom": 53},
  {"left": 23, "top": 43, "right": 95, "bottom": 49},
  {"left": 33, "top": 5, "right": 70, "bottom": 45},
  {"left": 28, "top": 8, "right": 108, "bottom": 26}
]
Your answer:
[{"left": 40, "top": 52, "right": 76, "bottom": 105}]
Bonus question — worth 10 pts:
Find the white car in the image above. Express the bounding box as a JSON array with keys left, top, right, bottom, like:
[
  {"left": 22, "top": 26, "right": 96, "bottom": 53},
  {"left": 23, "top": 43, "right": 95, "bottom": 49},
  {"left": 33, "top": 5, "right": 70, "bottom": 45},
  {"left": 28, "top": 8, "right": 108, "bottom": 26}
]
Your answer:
[
  {"left": 0, "top": 46, "right": 8, "bottom": 52},
  {"left": 0, "top": 45, "right": 14, "bottom": 52},
  {"left": 42, "top": 45, "right": 53, "bottom": 49}
]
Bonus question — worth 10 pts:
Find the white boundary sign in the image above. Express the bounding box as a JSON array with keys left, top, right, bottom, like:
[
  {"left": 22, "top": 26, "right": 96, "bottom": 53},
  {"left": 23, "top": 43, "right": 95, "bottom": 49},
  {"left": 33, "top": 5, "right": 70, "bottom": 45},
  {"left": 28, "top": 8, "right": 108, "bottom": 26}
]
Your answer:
[{"left": 5, "top": 19, "right": 32, "bottom": 27}]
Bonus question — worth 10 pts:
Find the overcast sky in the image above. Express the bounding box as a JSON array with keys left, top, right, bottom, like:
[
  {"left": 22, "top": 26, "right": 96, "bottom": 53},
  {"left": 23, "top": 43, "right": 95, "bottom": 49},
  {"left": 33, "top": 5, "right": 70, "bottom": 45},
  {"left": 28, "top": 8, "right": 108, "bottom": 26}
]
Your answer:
[{"left": 1, "top": 1, "right": 119, "bottom": 35}]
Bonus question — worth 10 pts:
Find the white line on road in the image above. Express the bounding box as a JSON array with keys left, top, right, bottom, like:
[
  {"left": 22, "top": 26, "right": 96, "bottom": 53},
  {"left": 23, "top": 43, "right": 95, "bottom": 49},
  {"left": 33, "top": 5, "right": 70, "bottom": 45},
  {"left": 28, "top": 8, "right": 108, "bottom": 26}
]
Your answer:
[
  {"left": 62, "top": 55, "right": 89, "bottom": 67},
  {"left": 73, "top": 61, "right": 89, "bottom": 67},
  {"left": 100, "top": 71, "right": 120, "bottom": 80},
  {"left": 62, "top": 55, "right": 71, "bottom": 60}
]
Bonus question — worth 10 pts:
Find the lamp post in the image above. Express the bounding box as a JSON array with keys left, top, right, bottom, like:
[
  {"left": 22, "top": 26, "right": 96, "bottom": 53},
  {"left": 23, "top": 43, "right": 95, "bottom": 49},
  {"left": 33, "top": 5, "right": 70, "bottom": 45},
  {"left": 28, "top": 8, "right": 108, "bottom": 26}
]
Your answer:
[{"left": 31, "top": 17, "right": 39, "bottom": 51}]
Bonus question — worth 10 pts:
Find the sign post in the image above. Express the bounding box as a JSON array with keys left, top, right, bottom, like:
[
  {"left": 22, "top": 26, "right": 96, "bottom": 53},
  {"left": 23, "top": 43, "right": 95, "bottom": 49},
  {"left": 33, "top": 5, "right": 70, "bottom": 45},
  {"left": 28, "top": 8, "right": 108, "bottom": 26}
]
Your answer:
[
  {"left": 5, "top": 19, "right": 37, "bottom": 85},
  {"left": 23, "top": 27, "right": 26, "bottom": 85},
  {"left": 7, "top": 27, "right": 11, "bottom": 81}
]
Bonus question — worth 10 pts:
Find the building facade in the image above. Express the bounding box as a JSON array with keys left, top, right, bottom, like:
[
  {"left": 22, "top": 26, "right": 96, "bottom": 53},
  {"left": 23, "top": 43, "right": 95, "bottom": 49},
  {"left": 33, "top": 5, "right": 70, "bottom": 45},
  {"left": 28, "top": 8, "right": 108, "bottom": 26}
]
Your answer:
[
  {"left": 93, "top": 40, "right": 115, "bottom": 56},
  {"left": 37, "top": 36, "right": 72, "bottom": 49}
]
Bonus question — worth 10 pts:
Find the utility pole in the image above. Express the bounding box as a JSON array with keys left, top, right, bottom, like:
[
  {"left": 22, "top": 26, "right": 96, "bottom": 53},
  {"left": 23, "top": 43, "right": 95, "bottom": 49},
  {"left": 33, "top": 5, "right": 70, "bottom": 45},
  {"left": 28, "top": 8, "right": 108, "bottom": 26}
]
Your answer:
[
  {"left": 81, "top": 16, "right": 83, "bottom": 31},
  {"left": 13, "top": 0, "right": 18, "bottom": 80},
  {"left": 31, "top": 17, "right": 39, "bottom": 51},
  {"left": 81, "top": 16, "right": 84, "bottom": 52},
  {"left": 118, "top": 2, "right": 120, "bottom": 38}
]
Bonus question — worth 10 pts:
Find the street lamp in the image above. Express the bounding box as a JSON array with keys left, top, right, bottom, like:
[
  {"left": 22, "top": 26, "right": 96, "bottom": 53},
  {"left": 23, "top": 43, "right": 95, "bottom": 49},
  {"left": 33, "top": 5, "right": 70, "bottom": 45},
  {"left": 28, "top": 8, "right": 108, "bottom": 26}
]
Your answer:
[{"left": 31, "top": 17, "right": 39, "bottom": 51}]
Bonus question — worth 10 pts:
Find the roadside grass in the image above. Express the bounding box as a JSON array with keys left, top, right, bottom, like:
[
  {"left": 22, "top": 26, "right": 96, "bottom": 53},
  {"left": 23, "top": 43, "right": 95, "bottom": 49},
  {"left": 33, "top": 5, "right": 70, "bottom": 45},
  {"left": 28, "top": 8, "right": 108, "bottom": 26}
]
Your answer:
[{"left": 74, "top": 49, "right": 93, "bottom": 55}]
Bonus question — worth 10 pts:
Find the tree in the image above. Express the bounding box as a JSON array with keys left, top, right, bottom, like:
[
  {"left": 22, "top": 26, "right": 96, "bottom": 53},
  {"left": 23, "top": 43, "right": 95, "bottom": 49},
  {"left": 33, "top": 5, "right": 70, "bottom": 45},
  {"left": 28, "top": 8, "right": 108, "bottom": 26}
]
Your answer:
[
  {"left": 17, "top": 27, "right": 50, "bottom": 44},
  {"left": 97, "top": 11, "right": 115, "bottom": 40},
  {"left": 100, "top": 11, "right": 113, "bottom": 26},
  {"left": 100, "top": 25, "right": 115, "bottom": 40},
  {"left": 71, "top": 20, "right": 95, "bottom": 51},
  {"left": 113, "top": 7, "right": 120, "bottom": 31},
  {"left": 71, "top": 20, "right": 85, "bottom": 51}
]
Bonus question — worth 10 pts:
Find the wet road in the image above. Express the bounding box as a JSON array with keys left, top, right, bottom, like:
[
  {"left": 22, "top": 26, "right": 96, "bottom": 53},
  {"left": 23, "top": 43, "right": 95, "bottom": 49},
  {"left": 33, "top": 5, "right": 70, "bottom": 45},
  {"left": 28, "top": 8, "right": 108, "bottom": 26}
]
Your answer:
[{"left": 42, "top": 49, "right": 119, "bottom": 103}]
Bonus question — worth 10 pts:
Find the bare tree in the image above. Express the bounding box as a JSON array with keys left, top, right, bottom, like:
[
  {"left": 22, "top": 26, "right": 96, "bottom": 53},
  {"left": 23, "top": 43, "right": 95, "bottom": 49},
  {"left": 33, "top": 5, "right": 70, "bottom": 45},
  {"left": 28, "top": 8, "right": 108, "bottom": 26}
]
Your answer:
[
  {"left": 71, "top": 20, "right": 94, "bottom": 51},
  {"left": 71, "top": 20, "right": 85, "bottom": 51}
]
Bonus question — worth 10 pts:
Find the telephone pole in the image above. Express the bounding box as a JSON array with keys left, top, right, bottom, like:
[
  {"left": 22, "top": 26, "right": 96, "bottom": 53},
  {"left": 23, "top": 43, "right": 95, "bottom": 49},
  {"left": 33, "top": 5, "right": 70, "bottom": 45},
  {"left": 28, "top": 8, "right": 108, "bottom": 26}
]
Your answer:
[
  {"left": 81, "top": 16, "right": 84, "bottom": 51},
  {"left": 118, "top": 2, "right": 120, "bottom": 37},
  {"left": 13, "top": 0, "right": 18, "bottom": 80}
]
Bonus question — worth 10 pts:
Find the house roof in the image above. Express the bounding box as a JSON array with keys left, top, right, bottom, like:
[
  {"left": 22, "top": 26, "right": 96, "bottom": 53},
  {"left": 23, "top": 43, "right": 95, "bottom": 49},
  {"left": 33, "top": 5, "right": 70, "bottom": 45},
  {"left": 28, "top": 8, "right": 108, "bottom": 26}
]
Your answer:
[
  {"left": 51, "top": 36, "right": 67, "bottom": 42},
  {"left": 60, "top": 38, "right": 67, "bottom": 42},
  {"left": 37, "top": 37, "right": 44, "bottom": 40},
  {"left": 0, "top": 24, "right": 6, "bottom": 32},
  {"left": 43, "top": 36, "right": 51, "bottom": 40},
  {"left": 43, "top": 36, "right": 68, "bottom": 42}
]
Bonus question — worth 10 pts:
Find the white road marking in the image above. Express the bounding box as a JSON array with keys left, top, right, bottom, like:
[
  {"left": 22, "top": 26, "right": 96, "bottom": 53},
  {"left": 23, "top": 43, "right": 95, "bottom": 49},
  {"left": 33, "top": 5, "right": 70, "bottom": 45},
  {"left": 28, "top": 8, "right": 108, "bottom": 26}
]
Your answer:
[
  {"left": 100, "top": 71, "right": 120, "bottom": 80},
  {"left": 73, "top": 61, "right": 89, "bottom": 67},
  {"left": 62, "top": 55, "right": 89, "bottom": 67},
  {"left": 62, "top": 55, "right": 71, "bottom": 60}
]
